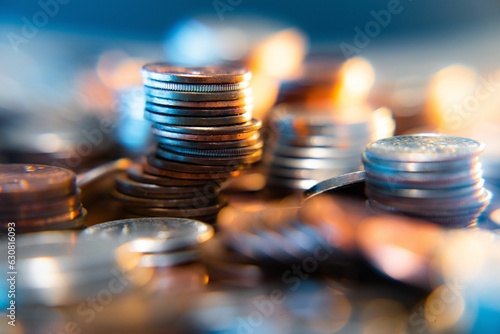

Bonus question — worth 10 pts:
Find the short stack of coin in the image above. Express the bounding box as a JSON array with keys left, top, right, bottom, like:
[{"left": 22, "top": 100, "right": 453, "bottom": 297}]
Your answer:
[
  {"left": 265, "top": 104, "right": 394, "bottom": 190},
  {"left": 82, "top": 217, "right": 214, "bottom": 268},
  {"left": 0, "top": 164, "right": 86, "bottom": 233},
  {"left": 363, "top": 134, "right": 491, "bottom": 227},
  {"left": 113, "top": 64, "right": 263, "bottom": 223}
]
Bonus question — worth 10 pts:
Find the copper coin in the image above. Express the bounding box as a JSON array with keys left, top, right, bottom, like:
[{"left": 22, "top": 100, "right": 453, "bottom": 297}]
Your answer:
[
  {"left": 115, "top": 173, "right": 220, "bottom": 199},
  {"left": 154, "top": 133, "right": 261, "bottom": 149},
  {"left": 1, "top": 208, "right": 85, "bottom": 229},
  {"left": 143, "top": 163, "right": 233, "bottom": 180},
  {"left": 147, "top": 154, "right": 233, "bottom": 173},
  {"left": 126, "top": 164, "right": 208, "bottom": 187},
  {"left": 0, "top": 193, "right": 82, "bottom": 219},
  {"left": 111, "top": 189, "right": 219, "bottom": 208},
  {"left": 0, "top": 164, "right": 76, "bottom": 202}
]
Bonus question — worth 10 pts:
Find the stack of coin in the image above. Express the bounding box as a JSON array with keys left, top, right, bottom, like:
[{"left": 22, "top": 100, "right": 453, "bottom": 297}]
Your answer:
[
  {"left": 113, "top": 64, "right": 263, "bottom": 223},
  {"left": 363, "top": 134, "right": 491, "bottom": 227},
  {"left": 0, "top": 164, "right": 86, "bottom": 233},
  {"left": 82, "top": 217, "right": 214, "bottom": 268},
  {"left": 265, "top": 104, "right": 394, "bottom": 190}
]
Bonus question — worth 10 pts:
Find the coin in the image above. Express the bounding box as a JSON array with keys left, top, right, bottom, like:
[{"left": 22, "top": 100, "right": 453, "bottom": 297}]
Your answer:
[
  {"left": 1, "top": 208, "right": 85, "bottom": 229},
  {"left": 145, "top": 95, "right": 251, "bottom": 108},
  {"left": 143, "top": 162, "right": 233, "bottom": 180},
  {"left": 0, "top": 164, "right": 76, "bottom": 201},
  {"left": 143, "top": 77, "right": 250, "bottom": 91},
  {"left": 82, "top": 217, "right": 214, "bottom": 250},
  {"left": 365, "top": 134, "right": 484, "bottom": 162},
  {"left": 144, "top": 86, "right": 251, "bottom": 102},
  {"left": 152, "top": 125, "right": 257, "bottom": 141},
  {"left": 270, "top": 156, "right": 361, "bottom": 169},
  {"left": 126, "top": 201, "right": 227, "bottom": 218},
  {"left": 154, "top": 133, "right": 261, "bottom": 149},
  {"left": 156, "top": 146, "right": 262, "bottom": 166},
  {"left": 153, "top": 118, "right": 261, "bottom": 135},
  {"left": 145, "top": 103, "right": 251, "bottom": 117},
  {"left": 141, "top": 64, "right": 251, "bottom": 84},
  {"left": 111, "top": 189, "right": 219, "bottom": 208},
  {"left": 127, "top": 164, "right": 208, "bottom": 186},
  {"left": 144, "top": 110, "right": 252, "bottom": 126},
  {"left": 147, "top": 154, "right": 232, "bottom": 173},
  {"left": 0, "top": 193, "right": 82, "bottom": 220},
  {"left": 164, "top": 141, "right": 263, "bottom": 158},
  {"left": 115, "top": 173, "right": 216, "bottom": 199},
  {"left": 302, "top": 171, "right": 366, "bottom": 200}
]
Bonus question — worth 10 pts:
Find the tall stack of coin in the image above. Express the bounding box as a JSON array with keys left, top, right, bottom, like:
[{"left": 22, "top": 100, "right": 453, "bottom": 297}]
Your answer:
[
  {"left": 113, "top": 64, "right": 263, "bottom": 223},
  {"left": 265, "top": 104, "right": 394, "bottom": 190},
  {"left": 0, "top": 164, "right": 86, "bottom": 233},
  {"left": 363, "top": 134, "right": 491, "bottom": 227}
]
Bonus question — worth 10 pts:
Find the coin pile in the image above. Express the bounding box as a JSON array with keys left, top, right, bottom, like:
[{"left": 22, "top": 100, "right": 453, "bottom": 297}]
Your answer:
[
  {"left": 0, "top": 164, "right": 86, "bottom": 233},
  {"left": 82, "top": 217, "right": 214, "bottom": 268},
  {"left": 266, "top": 104, "right": 394, "bottom": 190},
  {"left": 363, "top": 134, "right": 491, "bottom": 227},
  {"left": 113, "top": 64, "right": 263, "bottom": 223}
]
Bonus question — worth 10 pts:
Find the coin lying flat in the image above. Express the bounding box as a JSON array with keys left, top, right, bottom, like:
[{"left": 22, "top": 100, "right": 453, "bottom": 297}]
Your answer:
[
  {"left": 144, "top": 86, "right": 251, "bottom": 102},
  {"left": 143, "top": 77, "right": 250, "bottom": 91},
  {"left": 154, "top": 133, "right": 261, "bottom": 149},
  {"left": 145, "top": 103, "right": 251, "bottom": 117},
  {"left": 142, "top": 64, "right": 251, "bottom": 84},
  {"left": 144, "top": 110, "right": 251, "bottom": 126},
  {"left": 82, "top": 217, "right": 214, "bottom": 250},
  {"left": 364, "top": 134, "right": 484, "bottom": 163},
  {"left": 0, "top": 164, "right": 76, "bottom": 201}
]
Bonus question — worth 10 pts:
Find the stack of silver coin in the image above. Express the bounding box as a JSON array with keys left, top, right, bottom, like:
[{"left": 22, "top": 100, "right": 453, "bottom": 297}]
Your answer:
[
  {"left": 82, "top": 217, "right": 214, "bottom": 268},
  {"left": 113, "top": 64, "right": 263, "bottom": 223},
  {"left": 0, "top": 164, "right": 86, "bottom": 233},
  {"left": 266, "top": 104, "right": 394, "bottom": 190},
  {"left": 363, "top": 134, "right": 491, "bottom": 227}
]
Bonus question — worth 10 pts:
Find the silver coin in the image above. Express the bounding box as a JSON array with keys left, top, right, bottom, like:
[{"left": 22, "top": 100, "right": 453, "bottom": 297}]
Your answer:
[
  {"left": 153, "top": 118, "right": 261, "bottom": 135},
  {"left": 365, "top": 134, "right": 484, "bottom": 162},
  {"left": 138, "top": 249, "right": 200, "bottom": 268},
  {"left": 144, "top": 86, "right": 251, "bottom": 102},
  {"left": 145, "top": 95, "right": 252, "bottom": 108},
  {"left": 266, "top": 176, "right": 318, "bottom": 190},
  {"left": 302, "top": 171, "right": 365, "bottom": 200},
  {"left": 273, "top": 145, "right": 363, "bottom": 159},
  {"left": 141, "top": 63, "right": 251, "bottom": 84},
  {"left": 144, "top": 110, "right": 252, "bottom": 126},
  {"left": 362, "top": 152, "right": 480, "bottom": 173},
  {"left": 143, "top": 78, "right": 250, "bottom": 92},
  {"left": 82, "top": 217, "right": 214, "bottom": 251},
  {"left": 111, "top": 189, "right": 218, "bottom": 208},
  {"left": 365, "top": 179, "right": 485, "bottom": 199},
  {"left": 271, "top": 156, "right": 362, "bottom": 169},
  {"left": 280, "top": 135, "right": 370, "bottom": 148},
  {"left": 268, "top": 166, "right": 353, "bottom": 179},
  {"left": 145, "top": 103, "right": 251, "bottom": 117}
]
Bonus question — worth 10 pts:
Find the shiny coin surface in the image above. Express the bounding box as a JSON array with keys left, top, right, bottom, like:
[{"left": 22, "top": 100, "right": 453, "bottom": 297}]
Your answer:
[
  {"left": 144, "top": 87, "right": 251, "bottom": 102},
  {"left": 82, "top": 217, "right": 214, "bottom": 250},
  {"left": 303, "top": 171, "right": 366, "bottom": 200},
  {"left": 143, "top": 77, "right": 250, "bottom": 91},
  {"left": 154, "top": 133, "right": 261, "bottom": 149},
  {"left": 153, "top": 119, "right": 261, "bottom": 135},
  {"left": 144, "top": 110, "right": 252, "bottom": 126},
  {"left": 365, "top": 134, "right": 484, "bottom": 162},
  {"left": 142, "top": 64, "right": 251, "bottom": 84},
  {"left": 0, "top": 164, "right": 76, "bottom": 201}
]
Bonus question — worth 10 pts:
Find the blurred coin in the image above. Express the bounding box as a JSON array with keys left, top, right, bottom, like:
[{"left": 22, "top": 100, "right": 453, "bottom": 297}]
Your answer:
[
  {"left": 147, "top": 154, "right": 231, "bottom": 173},
  {"left": 127, "top": 164, "right": 208, "bottom": 186},
  {"left": 152, "top": 126, "right": 257, "bottom": 141},
  {"left": 270, "top": 156, "right": 361, "bottom": 169},
  {"left": 0, "top": 192, "right": 81, "bottom": 219},
  {"left": 82, "top": 217, "right": 214, "bottom": 250},
  {"left": 0, "top": 164, "right": 76, "bottom": 201},
  {"left": 1, "top": 208, "right": 85, "bottom": 229},
  {"left": 111, "top": 190, "right": 218, "bottom": 208},
  {"left": 153, "top": 119, "right": 261, "bottom": 135},
  {"left": 303, "top": 171, "right": 365, "bottom": 200},
  {"left": 143, "top": 162, "right": 232, "bottom": 180}
]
